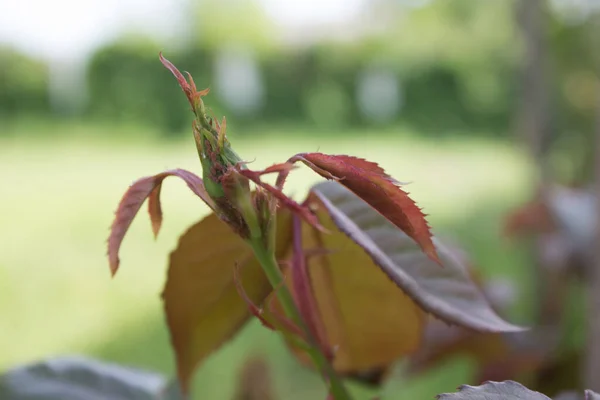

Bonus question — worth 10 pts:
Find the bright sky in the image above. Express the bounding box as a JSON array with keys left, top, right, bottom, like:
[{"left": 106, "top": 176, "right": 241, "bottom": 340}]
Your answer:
[{"left": 0, "top": 0, "right": 364, "bottom": 60}]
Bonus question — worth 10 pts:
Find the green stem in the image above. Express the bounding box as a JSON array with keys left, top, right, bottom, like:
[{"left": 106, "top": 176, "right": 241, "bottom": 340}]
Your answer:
[
  {"left": 234, "top": 181, "right": 351, "bottom": 399},
  {"left": 249, "top": 238, "right": 353, "bottom": 400}
]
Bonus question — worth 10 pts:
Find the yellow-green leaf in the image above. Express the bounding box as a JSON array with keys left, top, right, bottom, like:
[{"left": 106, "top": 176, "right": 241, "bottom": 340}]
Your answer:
[
  {"left": 162, "top": 211, "right": 291, "bottom": 393},
  {"left": 275, "top": 199, "right": 426, "bottom": 373},
  {"left": 302, "top": 200, "right": 426, "bottom": 372}
]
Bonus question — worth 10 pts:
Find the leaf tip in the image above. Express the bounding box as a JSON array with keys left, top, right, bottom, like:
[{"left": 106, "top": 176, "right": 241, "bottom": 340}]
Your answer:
[
  {"left": 107, "top": 232, "right": 120, "bottom": 277},
  {"left": 426, "top": 247, "right": 443, "bottom": 267},
  {"left": 150, "top": 220, "right": 161, "bottom": 240},
  {"left": 108, "top": 257, "right": 119, "bottom": 277}
]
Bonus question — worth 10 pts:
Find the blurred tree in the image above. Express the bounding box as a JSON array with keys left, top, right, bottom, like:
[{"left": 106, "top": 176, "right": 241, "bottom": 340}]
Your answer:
[
  {"left": 261, "top": 49, "right": 318, "bottom": 123},
  {"left": 261, "top": 43, "right": 359, "bottom": 127},
  {"left": 547, "top": 6, "right": 600, "bottom": 185},
  {"left": 79, "top": 0, "right": 599, "bottom": 139},
  {"left": 0, "top": 46, "right": 50, "bottom": 122},
  {"left": 303, "top": 78, "right": 351, "bottom": 129},
  {"left": 190, "top": 0, "right": 277, "bottom": 54},
  {"left": 179, "top": 0, "right": 274, "bottom": 127},
  {"left": 362, "top": 0, "right": 521, "bottom": 133}
]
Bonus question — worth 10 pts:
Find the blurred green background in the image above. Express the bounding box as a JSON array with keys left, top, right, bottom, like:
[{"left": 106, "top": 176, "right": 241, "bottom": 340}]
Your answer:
[{"left": 1, "top": 0, "right": 599, "bottom": 398}]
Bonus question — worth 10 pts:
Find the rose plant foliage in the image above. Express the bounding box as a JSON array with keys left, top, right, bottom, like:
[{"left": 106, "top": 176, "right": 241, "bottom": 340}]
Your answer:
[
  {"left": 436, "top": 380, "right": 600, "bottom": 400},
  {"left": 106, "top": 54, "right": 523, "bottom": 399}
]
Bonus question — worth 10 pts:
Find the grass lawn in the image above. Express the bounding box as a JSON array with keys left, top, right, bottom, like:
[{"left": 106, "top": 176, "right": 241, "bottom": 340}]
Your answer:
[{"left": 0, "top": 123, "right": 535, "bottom": 399}]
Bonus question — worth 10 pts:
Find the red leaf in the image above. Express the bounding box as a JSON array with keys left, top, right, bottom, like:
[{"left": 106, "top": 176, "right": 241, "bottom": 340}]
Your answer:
[
  {"left": 107, "top": 169, "right": 215, "bottom": 276},
  {"left": 503, "top": 198, "right": 556, "bottom": 237},
  {"left": 288, "top": 153, "right": 440, "bottom": 265},
  {"left": 159, "top": 53, "right": 209, "bottom": 112},
  {"left": 159, "top": 53, "right": 194, "bottom": 109}
]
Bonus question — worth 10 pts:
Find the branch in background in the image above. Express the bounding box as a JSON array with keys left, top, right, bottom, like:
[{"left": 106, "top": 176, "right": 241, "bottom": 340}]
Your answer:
[
  {"left": 516, "top": 0, "right": 559, "bottom": 329},
  {"left": 584, "top": 81, "right": 600, "bottom": 391},
  {"left": 516, "top": 0, "right": 552, "bottom": 180}
]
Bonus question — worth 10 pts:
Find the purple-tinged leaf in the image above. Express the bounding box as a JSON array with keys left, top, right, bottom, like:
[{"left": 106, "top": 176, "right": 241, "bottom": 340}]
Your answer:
[
  {"left": 587, "top": 390, "right": 600, "bottom": 400},
  {"left": 108, "top": 169, "right": 215, "bottom": 276},
  {"left": 0, "top": 356, "right": 185, "bottom": 400},
  {"left": 554, "top": 392, "right": 581, "bottom": 400},
  {"left": 309, "top": 181, "right": 524, "bottom": 333},
  {"left": 436, "top": 381, "right": 550, "bottom": 399}
]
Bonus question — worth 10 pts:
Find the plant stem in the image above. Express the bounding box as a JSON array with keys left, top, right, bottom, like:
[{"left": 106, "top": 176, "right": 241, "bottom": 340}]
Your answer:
[
  {"left": 235, "top": 184, "right": 351, "bottom": 399},
  {"left": 249, "top": 238, "right": 353, "bottom": 400}
]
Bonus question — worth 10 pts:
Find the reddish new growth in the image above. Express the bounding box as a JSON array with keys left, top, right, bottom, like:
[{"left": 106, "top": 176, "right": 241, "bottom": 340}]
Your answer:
[
  {"left": 106, "top": 53, "right": 445, "bottom": 396},
  {"left": 280, "top": 153, "right": 439, "bottom": 265},
  {"left": 159, "top": 53, "right": 209, "bottom": 113}
]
